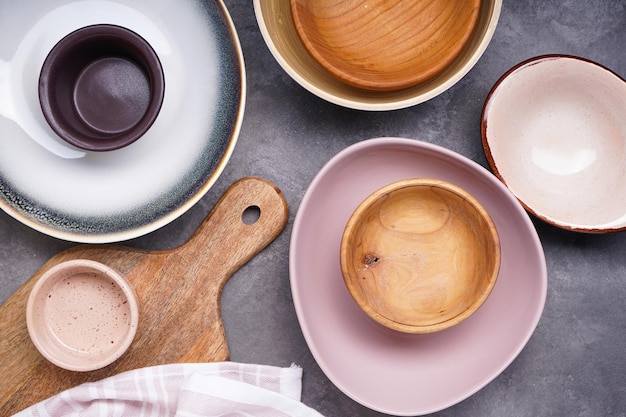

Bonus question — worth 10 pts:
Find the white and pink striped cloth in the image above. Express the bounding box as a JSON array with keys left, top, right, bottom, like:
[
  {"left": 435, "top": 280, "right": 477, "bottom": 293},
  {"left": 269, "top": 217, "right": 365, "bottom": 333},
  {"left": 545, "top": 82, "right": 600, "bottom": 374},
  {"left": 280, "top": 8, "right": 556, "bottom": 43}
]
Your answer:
[{"left": 14, "top": 362, "right": 325, "bottom": 417}]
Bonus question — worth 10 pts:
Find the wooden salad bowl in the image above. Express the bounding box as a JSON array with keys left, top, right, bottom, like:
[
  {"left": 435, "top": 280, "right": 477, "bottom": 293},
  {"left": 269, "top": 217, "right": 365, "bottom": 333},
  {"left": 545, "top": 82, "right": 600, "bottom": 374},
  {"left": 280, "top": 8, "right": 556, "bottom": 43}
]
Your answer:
[
  {"left": 340, "top": 178, "right": 500, "bottom": 334},
  {"left": 290, "top": 0, "right": 481, "bottom": 91},
  {"left": 255, "top": 0, "right": 501, "bottom": 110}
]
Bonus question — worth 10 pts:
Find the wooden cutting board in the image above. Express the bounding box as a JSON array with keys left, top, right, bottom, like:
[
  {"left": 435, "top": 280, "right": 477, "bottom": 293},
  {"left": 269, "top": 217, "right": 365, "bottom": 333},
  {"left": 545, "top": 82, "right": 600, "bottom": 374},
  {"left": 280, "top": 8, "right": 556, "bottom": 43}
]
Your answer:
[{"left": 0, "top": 177, "right": 289, "bottom": 415}]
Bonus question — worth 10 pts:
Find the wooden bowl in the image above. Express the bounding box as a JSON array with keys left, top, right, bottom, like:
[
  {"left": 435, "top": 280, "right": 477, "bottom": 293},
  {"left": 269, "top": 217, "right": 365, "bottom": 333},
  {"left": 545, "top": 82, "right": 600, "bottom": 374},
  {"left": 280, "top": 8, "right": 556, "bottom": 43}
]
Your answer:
[
  {"left": 254, "top": 0, "right": 501, "bottom": 110},
  {"left": 340, "top": 179, "right": 500, "bottom": 334},
  {"left": 290, "top": 0, "right": 480, "bottom": 91}
]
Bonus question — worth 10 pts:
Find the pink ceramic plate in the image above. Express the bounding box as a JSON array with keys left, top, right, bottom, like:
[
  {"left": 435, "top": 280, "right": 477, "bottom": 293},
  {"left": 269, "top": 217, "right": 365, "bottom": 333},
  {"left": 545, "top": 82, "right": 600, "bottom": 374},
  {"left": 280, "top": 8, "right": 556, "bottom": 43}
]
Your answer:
[{"left": 290, "top": 137, "right": 547, "bottom": 415}]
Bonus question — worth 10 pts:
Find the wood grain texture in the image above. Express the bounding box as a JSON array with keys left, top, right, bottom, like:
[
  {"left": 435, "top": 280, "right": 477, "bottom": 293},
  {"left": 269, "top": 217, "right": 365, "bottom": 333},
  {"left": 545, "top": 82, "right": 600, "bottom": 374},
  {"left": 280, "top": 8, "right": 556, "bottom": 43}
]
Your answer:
[
  {"left": 0, "top": 177, "right": 288, "bottom": 415},
  {"left": 340, "top": 179, "right": 500, "bottom": 334},
  {"left": 290, "top": 0, "right": 481, "bottom": 91}
]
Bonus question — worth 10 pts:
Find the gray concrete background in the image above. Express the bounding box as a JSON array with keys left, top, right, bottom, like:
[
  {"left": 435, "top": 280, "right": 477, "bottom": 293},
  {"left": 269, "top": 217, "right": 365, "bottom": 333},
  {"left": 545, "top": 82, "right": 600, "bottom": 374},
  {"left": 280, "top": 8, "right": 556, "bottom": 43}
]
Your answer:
[{"left": 1, "top": 1, "right": 626, "bottom": 416}]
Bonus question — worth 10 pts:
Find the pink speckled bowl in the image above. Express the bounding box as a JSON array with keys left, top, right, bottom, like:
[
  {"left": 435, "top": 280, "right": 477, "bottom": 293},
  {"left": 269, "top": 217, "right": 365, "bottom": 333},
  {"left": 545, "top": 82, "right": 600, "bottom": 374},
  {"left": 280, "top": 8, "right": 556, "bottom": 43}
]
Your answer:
[
  {"left": 482, "top": 55, "right": 626, "bottom": 232},
  {"left": 26, "top": 259, "right": 139, "bottom": 372}
]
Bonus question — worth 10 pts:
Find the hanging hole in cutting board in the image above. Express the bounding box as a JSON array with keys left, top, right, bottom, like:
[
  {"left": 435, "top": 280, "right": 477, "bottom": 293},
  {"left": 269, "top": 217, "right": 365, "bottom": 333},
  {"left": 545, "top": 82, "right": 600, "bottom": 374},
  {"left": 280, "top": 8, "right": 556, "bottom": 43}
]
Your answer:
[{"left": 242, "top": 205, "right": 261, "bottom": 225}]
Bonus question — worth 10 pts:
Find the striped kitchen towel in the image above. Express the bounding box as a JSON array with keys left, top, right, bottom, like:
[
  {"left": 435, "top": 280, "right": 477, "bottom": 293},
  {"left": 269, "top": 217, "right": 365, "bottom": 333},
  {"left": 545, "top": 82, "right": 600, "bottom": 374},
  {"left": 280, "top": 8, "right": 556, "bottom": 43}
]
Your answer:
[{"left": 14, "top": 362, "right": 324, "bottom": 417}]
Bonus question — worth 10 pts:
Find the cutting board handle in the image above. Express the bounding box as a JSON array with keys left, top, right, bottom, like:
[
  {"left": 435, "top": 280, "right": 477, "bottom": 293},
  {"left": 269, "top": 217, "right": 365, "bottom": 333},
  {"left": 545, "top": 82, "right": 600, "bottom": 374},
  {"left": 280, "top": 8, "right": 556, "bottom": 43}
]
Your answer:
[{"left": 178, "top": 176, "right": 289, "bottom": 280}]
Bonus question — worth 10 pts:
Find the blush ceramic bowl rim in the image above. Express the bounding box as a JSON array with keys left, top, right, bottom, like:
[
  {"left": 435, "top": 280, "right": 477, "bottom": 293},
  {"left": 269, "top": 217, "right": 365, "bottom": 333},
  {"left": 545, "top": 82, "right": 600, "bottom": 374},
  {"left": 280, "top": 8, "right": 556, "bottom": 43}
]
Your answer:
[
  {"left": 26, "top": 259, "right": 139, "bottom": 372},
  {"left": 340, "top": 178, "right": 501, "bottom": 334},
  {"left": 253, "top": 0, "right": 501, "bottom": 111},
  {"left": 481, "top": 54, "right": 626, "bottom": 233}
]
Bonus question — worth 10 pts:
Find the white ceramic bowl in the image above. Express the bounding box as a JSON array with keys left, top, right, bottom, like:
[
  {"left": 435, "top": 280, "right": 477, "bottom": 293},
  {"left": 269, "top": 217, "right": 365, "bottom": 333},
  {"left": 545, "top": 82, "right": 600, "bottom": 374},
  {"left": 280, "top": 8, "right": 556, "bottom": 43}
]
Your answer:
[
  {"left": 482, "top": 55, "right": 626, "bottom": 232},
  {"left": 0, "top": 0, "right": 244, "bottom": 243},
  {"left": 254, "top": 0, "right": 501, "bottom": 110}
]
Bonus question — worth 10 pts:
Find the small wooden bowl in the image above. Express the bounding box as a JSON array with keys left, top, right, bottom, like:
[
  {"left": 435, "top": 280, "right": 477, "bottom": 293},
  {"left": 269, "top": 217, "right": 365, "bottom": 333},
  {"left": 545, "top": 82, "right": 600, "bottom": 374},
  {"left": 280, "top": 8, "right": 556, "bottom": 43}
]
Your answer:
[
  {"left": 340, "top": 179, "right": 500, "bottom": 334},
  {"left": 290, "top": 0, "right": 480, "bottom": 91}
]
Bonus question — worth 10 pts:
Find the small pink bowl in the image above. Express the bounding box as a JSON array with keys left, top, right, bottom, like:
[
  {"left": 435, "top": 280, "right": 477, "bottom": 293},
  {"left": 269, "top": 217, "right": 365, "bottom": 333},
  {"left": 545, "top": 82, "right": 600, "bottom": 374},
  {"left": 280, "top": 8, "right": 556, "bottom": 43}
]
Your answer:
[{"left": 26, "top": 259, "right": 139, "bottom": 372}]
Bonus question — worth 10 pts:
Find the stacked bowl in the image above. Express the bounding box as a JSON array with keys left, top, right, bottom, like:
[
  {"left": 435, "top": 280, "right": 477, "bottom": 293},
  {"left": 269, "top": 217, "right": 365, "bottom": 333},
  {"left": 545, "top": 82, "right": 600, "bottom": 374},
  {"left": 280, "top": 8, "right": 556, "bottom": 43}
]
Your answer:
[{"left": 254, "top": 0, "right": 501, "bottom": 110}]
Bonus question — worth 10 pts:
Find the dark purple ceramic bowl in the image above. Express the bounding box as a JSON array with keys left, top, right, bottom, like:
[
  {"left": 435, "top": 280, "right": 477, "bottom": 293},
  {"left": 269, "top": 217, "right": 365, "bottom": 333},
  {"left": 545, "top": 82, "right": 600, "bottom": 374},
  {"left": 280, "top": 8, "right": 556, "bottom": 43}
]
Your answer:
[{"left": 39, "top": 24, "right": 165, "bottom": 151}]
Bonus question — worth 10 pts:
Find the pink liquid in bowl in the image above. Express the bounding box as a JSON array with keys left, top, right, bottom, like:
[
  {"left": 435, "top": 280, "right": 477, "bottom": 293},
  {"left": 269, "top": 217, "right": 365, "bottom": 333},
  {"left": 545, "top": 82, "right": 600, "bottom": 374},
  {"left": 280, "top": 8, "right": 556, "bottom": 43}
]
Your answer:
[
  {"left": 27, "top": 260, "right": 139, "bottom": 372},
  {"left": 44, "top": 272, "right": 132, "bottom": 354}
]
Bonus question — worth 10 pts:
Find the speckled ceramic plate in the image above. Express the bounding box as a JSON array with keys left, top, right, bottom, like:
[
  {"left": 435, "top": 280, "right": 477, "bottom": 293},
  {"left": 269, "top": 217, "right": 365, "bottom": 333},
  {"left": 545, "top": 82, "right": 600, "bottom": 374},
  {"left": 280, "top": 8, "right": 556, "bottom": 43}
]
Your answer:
[
  {"left": 290, "top": 138, "right": 547, "bottom": 415},
  {"left": 0, "top": 0, "right": 244, "bottom": 242}
]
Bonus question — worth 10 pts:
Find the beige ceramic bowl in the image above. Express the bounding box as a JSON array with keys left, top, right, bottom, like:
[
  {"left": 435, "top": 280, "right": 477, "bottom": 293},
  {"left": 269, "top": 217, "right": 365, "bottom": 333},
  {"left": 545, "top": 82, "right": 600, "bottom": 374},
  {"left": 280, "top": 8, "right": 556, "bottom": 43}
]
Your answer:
[
  {"left": 26, "top": 259, "right": 139, "bottom": 372},
  {"left": 340, "top": 178, "right": 500, "bottom": 334},
  {"left": 482, "top": 55, "right": 626, "bottom": 233},
  {"left": 254, "top": 0, "right": 501, "bottom": 110}
]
